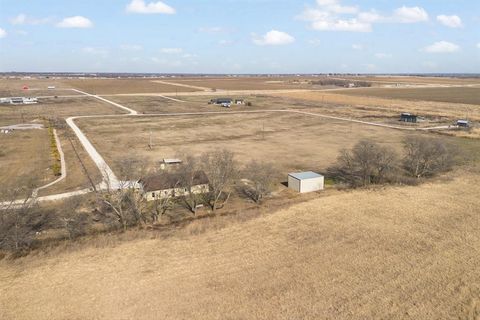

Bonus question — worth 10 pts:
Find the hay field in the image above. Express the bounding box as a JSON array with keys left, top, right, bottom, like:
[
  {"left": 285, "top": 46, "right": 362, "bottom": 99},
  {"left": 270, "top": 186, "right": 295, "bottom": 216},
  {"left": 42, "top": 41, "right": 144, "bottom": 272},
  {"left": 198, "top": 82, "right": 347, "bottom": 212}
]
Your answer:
[
  {"left": 0, "top": 130, "right": 53, "bottom": 192},
  {"left": 333, "top": 87, "right": 480, "bottom": 105},
  {"left": 77, "top": 112, "right": 412, "bottom": 176},
  {"left": 1, "top": 169, "right": 479, "bottom": 319},
  {"left": 277, "top": 91, "right": 480, "bottom": 122},
  {"left": 63, "top": 78, "right": 200, "bottom": 94}
]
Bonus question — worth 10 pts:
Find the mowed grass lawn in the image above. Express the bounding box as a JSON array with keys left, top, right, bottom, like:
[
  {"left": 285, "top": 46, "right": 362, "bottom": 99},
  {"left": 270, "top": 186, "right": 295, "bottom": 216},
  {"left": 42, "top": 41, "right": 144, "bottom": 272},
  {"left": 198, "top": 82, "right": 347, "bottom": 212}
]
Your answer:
[
  {"left": 0, "top": 169, "right": 479, "bottom": 319},
  {"left": 333, "top": 87, "right": 480, "bottom": 105}
]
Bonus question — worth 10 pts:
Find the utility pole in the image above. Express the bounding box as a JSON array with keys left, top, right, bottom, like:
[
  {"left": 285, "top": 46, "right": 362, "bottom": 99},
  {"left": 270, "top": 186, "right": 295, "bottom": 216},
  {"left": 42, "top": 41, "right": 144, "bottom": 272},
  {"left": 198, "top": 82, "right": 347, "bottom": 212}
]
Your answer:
[{"left": 148, "top": 130, "right": 153, "bottom": 150}]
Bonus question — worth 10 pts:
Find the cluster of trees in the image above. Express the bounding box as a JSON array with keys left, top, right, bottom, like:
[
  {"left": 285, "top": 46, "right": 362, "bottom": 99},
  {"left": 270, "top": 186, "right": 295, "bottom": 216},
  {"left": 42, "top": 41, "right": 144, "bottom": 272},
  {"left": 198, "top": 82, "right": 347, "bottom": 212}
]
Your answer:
[
  {"left": 329, "top": 136, "right": 456, "bottom": 188},
  {"left": 97, "top": 149, "right": 279, "bottom": 231}
]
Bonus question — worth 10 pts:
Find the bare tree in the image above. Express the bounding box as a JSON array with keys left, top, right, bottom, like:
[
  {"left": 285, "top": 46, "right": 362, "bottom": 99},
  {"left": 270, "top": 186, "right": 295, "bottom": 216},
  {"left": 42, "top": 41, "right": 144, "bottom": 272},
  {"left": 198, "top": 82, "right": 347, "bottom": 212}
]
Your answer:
[
  {"left": 0, "top": 187, "right": 55, "bottom": 254},
  {"left": 151, "top": 193, "right": 175, "bottom": 222},
  {"left": 242, "top": 160, "right": 278, "bottom": 203},
  {"left": 403, "top": 136, "right": 455, "bottom": 178},
  {"left": 60, "top": 197, "right": 90, "bottom": 240},
  {"left": 330, "top": 139, "right": 398, "bottom": 187},
  {"left": 176, "top": 154, "right": 202, "bottom": 215},
  {"left": 99, "top": 158, "right": 148, "bottom": 231},
  {"left": 201, "top": 149, "right": 238, "bottom": 212}
]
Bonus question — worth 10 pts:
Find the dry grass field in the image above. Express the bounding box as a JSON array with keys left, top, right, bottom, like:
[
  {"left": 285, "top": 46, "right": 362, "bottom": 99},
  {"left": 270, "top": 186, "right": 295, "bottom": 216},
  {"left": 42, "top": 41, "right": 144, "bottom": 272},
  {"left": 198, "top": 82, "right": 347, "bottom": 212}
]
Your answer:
[
  {"left": 1, "top": 168, "right": 479, "bottom": 319},
  {"left": 277, "top": 91, "right": 480, "bottom": 123},
  {"left": 36, "top": 129, "right": 102, "bottom": 197},
  {"left": 76, "top": 112, "right": 413, "bottom": 177},
  {"left": 333, "top": 87, "right": 480, "bottom": 105},
  {"left": 332, "top": 75, "right": 480, "bottom": 86},
  {"left": 0, "top": 130, "right": 53, "bottom": 191},
  {"left": 160, "top": 77, "right": 317, "bottom": 91},
  {"left": 63, "top": 78, "right": 200, "bottom": 94},
  {"left": 0, "top": 97, "right": 126, "bottom": 126},
  {"left": 0, "top": 78, "right": 75, "bottom": 97}
]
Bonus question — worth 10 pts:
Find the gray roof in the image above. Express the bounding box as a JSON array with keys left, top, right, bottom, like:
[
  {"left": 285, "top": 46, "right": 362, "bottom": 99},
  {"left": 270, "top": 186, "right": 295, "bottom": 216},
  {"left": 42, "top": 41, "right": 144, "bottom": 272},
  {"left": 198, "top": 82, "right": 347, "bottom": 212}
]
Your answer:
[{"left": 289, "top": 171, "right": 323, "bottom": 180}]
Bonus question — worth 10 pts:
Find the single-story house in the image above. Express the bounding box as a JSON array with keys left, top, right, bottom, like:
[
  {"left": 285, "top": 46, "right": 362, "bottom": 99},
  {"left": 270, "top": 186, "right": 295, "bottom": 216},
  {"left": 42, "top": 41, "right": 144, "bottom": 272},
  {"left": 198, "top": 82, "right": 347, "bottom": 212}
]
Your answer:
[
  {"left": 9, "top": 97, "right": 38, "bottom": 105},
  {"left": 210, "top": 98, "right": 233, "bottom": 106},
  {"left": 457, "top": 120, "right": 470, "bottom": 128},
  {"left": 234, "top": 99, "right": 245, "bottom": 105},
  {"left": 400, "top": 113, "right": 417, "bottom": 123},
  {"left": 288, "top": 171, "right": 324, "bottom": 193},
  {"left": 139, "top": 171, "right": 210, "bottom": 201}
]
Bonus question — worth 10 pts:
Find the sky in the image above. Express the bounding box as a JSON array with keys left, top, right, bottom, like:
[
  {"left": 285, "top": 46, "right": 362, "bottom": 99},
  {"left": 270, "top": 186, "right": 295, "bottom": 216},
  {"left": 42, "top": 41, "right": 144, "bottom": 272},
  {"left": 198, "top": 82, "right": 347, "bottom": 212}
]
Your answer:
[{"left": 0, "top": 0, "right": 479, "bottom": 74}]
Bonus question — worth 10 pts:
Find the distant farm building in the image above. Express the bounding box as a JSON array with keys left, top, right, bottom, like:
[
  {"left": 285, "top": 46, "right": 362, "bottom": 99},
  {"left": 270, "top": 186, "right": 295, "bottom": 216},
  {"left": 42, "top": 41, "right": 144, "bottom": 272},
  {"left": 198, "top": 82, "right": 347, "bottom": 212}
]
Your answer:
[
  {"left": 47, "top": 86, "right": 56, "bottom": 90},
  {"left": 400, "top": 113, "right": 417, "bottom": 123},
  {"left": 235, "top": 99, "right": 245, "bottom": 105},
  {"left": 209, "top": 98, "right": 234, "bottom": 107},
  {"left": 457, "top": 120, "right": 470, "bottom": 128},
  {"left": 159, "top": 158, "right": 182, "bottom": 170},
  {"left": 288, "top": 172, "right": 324, "bottom": 193},
  {"left": 139, "top": 171, "right": 210, "bottom": 201},
  {"left": 7, "top": 97, "right": 38, "bottom": 105}
]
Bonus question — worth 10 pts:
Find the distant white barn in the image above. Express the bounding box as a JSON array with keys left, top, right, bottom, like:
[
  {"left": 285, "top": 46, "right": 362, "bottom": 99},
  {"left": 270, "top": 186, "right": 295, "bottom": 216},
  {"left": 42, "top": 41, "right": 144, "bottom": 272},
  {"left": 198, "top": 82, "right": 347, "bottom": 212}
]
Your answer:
[{"left": 288, "top": 171, "right": 324, "bottom": 193}]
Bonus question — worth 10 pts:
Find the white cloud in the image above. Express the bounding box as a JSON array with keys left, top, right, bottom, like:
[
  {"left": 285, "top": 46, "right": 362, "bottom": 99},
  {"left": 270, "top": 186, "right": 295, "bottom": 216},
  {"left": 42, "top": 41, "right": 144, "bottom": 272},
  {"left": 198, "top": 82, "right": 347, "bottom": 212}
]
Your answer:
[
  {"left": 312, "top": 18, "right": 371, "bottom": 32},
  {"left": 298, "top": 2, "right": 429, "bottom": 32},
  {"left": 352, "top": 44, "right": 363, "bottom": 50},
  {"left": 82, "top": 47, "right": 108, "bottom": 58},
  {"left": 126, "top": 0, "right": 175, "bottom": 14},
  {"left": 316, "top": 0, "right": 358, "bottom": 14},
  {"left": 10, "top": 14, "right": 50, "bottom": 25},
  {"left": 120, "top": 44, "right": 143, "bottom": 51},
  {"left": 56, "top": 16, "right": 93, "bottom": 28},
  {"left": 375, "top": 53, "right": 392, "bottom": 59},
  {"left": 476, "top": 43, "right": 480, "bottom": 49},
  {"left": 393, "top": 6, "right": 429, "bottom": 23},
  {"left": 423, "top": 41, "right": 460, "bottom": 53},
  {"left": 0, "top": 28, "right": 6, "bottom": 38},
  {"left": 252, "top": 30, "right": 295, "bottom": 46},
  {"left": 437, "top": 15, "right": 463, "bottom": 28},
  {"left": 160, "top": 48, "right": 183, "bottom": 54}
]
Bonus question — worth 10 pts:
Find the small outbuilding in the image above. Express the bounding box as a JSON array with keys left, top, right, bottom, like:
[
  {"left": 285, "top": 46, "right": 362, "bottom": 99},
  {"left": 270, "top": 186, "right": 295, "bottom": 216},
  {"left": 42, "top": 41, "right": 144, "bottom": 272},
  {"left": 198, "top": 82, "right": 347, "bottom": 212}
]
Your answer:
[
  {"left": 457, "top": 120, "right": 470, "bottom": 128},
  {"left": 288, "top": 171, "right": 324, "bottom": 193},
  {"left": 159, "top": 158, "right": 182, "bottom": 170}
]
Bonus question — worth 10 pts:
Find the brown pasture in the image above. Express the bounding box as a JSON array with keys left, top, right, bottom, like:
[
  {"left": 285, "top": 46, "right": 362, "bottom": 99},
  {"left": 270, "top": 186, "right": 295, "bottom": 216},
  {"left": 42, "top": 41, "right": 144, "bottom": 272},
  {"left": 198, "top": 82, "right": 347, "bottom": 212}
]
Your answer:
[
  {"left": 76, "top": 112, "right": 413, "bottom": 178},
  {"left": 0, "top": 130, "right": 53, "bottom": 192},
  {"left": 1, "top": 169, "right": 479, "bottom": 319},
  {"left": 333, "top": 86, "right": 480, "bottom": 105}
]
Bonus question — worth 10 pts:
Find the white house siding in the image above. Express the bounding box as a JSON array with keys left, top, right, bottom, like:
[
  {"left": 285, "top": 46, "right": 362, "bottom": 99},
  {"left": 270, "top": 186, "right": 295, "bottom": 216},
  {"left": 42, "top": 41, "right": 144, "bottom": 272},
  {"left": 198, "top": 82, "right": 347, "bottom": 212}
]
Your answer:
[{"left": 144, "top": 184, "right": 210, "bottom": 202}]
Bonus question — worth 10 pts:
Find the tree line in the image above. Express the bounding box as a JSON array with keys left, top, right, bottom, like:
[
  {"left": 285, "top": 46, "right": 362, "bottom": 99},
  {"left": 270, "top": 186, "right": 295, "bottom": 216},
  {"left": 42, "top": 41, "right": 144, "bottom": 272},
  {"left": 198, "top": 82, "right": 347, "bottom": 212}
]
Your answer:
[{"left": 328, "top": 135, "right": 456, "bottom": 188}]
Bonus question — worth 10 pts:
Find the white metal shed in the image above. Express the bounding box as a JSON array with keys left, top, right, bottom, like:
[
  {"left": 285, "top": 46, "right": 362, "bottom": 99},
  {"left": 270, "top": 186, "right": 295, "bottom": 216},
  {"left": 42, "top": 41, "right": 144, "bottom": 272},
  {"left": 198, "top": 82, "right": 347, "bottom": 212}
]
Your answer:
[{"left": 288, "top": 171, "right": 324, "bottom": 193}]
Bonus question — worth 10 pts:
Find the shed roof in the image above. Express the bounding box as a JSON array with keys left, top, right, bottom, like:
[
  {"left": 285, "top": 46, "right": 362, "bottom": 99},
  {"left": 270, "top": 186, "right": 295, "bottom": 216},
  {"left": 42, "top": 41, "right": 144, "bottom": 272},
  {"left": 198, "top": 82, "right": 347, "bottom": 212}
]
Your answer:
[
  {"left": 139, "top": 171, "right": 209, "bottom": 192},
  {"left": 289, "top": 171, "right": 323, "bottom": 180}
]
